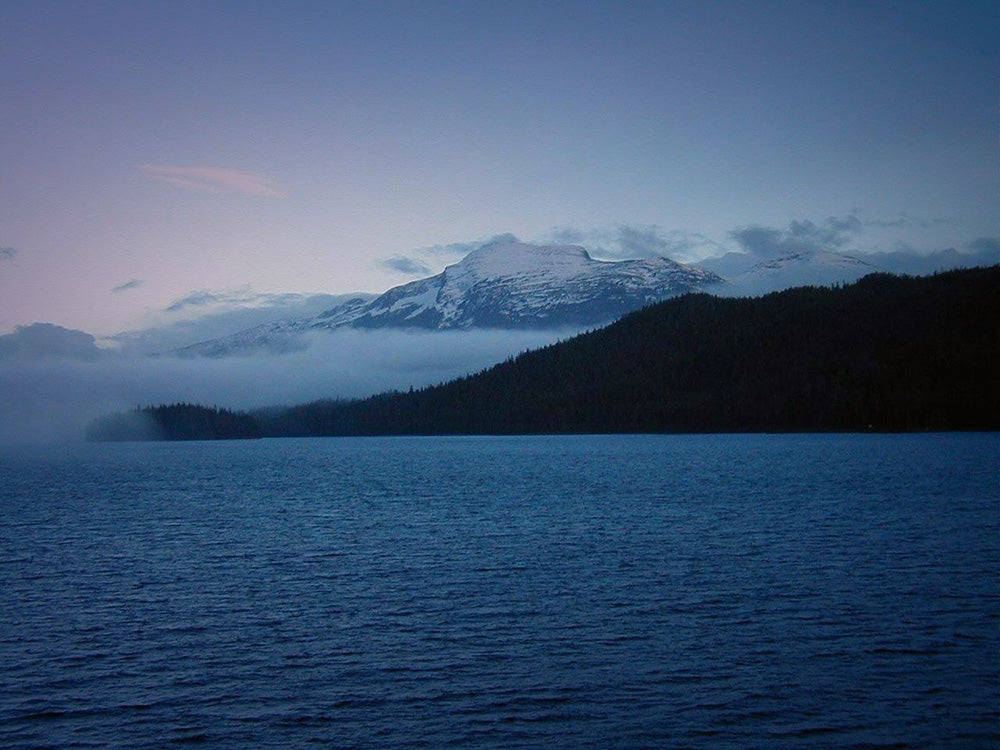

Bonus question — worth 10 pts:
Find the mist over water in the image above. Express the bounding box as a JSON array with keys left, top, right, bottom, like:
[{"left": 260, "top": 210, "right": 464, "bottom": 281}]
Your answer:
[{"left": 0, "top": 329, "right": 575, "bottom": 443}]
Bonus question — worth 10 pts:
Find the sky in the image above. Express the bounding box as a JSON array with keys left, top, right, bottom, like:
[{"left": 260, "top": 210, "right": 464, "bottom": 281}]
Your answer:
[{"left": 1, "top": 0, "right": 997, "bottom": 339}]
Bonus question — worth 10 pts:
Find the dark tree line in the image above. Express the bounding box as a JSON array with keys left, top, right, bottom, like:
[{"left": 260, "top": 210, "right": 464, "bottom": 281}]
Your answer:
[
  {"left": 86, "top": 403, "right": 261, "bottom": 441},
  {"left": 256, "top": 266, "right": 1000, "bottom": 436}
]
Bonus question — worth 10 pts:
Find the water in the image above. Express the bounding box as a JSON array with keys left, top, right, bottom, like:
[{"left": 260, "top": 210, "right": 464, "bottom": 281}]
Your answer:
[{"left": 1, "top": 433, "right": 997, "bottom": 748}]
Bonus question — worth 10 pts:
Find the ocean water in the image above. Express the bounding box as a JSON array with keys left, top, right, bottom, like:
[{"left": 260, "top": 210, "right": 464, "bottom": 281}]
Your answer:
[{"left": 0, "top": 433, "right": 997, "bottom": 748}]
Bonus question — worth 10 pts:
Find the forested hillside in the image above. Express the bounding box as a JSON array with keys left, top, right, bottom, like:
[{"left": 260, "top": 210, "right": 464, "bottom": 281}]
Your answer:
[{"left": 258, "top": 267, "right": 999, "bottom": 435}]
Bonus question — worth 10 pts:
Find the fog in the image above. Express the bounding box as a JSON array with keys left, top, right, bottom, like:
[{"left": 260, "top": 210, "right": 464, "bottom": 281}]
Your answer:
[
  {"left": 0, "top": 328, "right": 576, "bottom": 444},
  {"left": 107, "top": 292, "right": 373, "bottom": 355}
]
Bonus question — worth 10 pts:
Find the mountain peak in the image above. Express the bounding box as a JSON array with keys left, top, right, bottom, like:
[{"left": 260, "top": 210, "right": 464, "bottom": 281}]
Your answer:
[
  {"left": 450, "top": 239, "right": 593, "bottom": 282},
  {"left": 173, "top": 240, "right": 722, "bottom": 355}
]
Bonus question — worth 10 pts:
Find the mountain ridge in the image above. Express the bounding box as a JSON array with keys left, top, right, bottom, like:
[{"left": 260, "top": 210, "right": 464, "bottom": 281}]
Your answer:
[{"left": 175, "top": 238, "right": 722, "bottom": 356}]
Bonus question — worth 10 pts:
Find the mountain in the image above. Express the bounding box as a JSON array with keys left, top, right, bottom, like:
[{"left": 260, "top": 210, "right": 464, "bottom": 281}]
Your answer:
[
  {"left": 174, "top": 238, "right": 722, "bottom": 356},
  {"left": 698, "top": 249, "right": 877, "bottom": 295},
  {"left": 345, "top": 238, "right": 722, "bottom": 328},
  {"left": 170, "top": 296, "right": 373, "bottom": 358},
  {"left": 113, "top": 292, "right": 374, "bottom": 356},
  {"left": 739, "top": 249, "right": 875, "bottom": 285},
  {"left": 257, "top": 266, "right": 1000, "bottom": 436}
]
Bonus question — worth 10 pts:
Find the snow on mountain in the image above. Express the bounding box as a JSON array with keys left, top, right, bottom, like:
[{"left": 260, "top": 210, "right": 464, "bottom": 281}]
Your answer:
[
  {"left": 342, "top": 238, "right": 721, "bottom": 330},
  {"left": 748, "top": 250, "right": 874, "bottom": 274},
  {"left": 706, "top": 249, "right": 878, "bottom": 296},
  {"left": 171, "top": 295, "right": 372, "bottom": 357},
  {"left": 174, "top": 238, "right": 722, "bottom": 357}
]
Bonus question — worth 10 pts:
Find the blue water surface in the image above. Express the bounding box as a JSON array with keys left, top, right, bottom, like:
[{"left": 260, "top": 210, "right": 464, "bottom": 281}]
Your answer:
[{"left": 1, "top": 433, "right": 997, "bottom": 748}]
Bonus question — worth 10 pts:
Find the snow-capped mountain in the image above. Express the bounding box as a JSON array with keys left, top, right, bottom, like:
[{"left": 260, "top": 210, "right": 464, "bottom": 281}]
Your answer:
[
  {"left": 341, "top": 239, "right": 721, "bottom": 329},
  {"left": 747, "top": 250, "right": 874, "bottom": 275},
  {"left": 174, "top": 238, "right": 722, "bottom": 357},
  {"left": 701, "top": 249, "right": 878, "bottom": 296}
]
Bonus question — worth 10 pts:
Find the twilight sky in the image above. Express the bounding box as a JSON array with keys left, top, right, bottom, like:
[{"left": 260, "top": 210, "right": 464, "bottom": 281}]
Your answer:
[{"left": 1, "top": 0, "right": 997, "bottom": 336}]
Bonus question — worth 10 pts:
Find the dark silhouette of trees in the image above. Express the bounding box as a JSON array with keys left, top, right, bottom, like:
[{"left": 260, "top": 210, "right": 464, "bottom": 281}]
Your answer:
[
  {"left": 256, "top": 267, "right": 999, "bottom": 436},
  {"left": 86, "top": 403, "right": 261, "bottom": 441}
]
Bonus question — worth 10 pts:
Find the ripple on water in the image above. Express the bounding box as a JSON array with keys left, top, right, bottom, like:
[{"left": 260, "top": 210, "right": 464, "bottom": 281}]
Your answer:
[{"left": 0, "top": 433, "right": 997, "bottom": 748}]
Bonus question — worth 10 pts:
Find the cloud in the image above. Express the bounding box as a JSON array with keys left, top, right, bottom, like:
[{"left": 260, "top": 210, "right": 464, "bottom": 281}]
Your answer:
[
  {"left": 691, "top": 212, "right": 996, "bottom": 288},
  {"left": 1, "top": 246, "right": 17, "bottom": 260},
  {"left": 730, "top": 215, "right": 862, "bottom": 259},
  {"left": 823, "top": 215, "right": 864, "bottom": 235},
  {"left": 861, "top": 214, "right": 960, "bottom": 229},
  {"left": 547, "top": 225, "right": 722, "bottom": 263},
  {"left": 0, "top": 328, "right": 571, "bottom": 443},
  {"left": 139, "top": 164, "right": 283, "bottom": 196},
  {"left": 377, "top": 234, "right": 522, "bottom": 278},
  {"left": 617, "top": 225, "right": 722, "bottom": 261},
  {"left": 0, "top": 323, "right": 104, "bottom": 362},
  {"left": 112, "top": 278, "right": 143, "bottom": 293},
  {"left": 694, "top": 215, "right": 866, "bottom": 278},
  {"left": 966, "top": 236, "right": 1000, "bottom": 258},
  {"left": 379, "top": 256, "right": 434, "bottom": 276},
  {"left": 113, "top": 291, "right": 373, "bottom": 355},
  {"left": 480, "top": 232, "right": 520, "bottom": 247},
  {"left": 420, "top": 234, "right": 519, "bottom": 260},
  {"left": 415, "top": 241, "right": 483, "bottom": 259},
  {"left": 162, "top": 286, "right": 319, "bottom": 314},
  {"left": 861, "top": 238, "right": 1000, "bottom": 276},
  {"left": 617, "top": 226, "right": 676, "bottom": 258},
  {"left": 548, "top": 227, "right": 585, "bottom": 245},
  {"left": 164, "top": 289, "right": 235, "bottom": 313}
]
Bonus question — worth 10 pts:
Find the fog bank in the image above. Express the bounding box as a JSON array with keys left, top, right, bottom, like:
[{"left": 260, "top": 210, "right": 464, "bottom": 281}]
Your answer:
[{"left": 0, "top": 328, "right": 576, "bottom": 444}]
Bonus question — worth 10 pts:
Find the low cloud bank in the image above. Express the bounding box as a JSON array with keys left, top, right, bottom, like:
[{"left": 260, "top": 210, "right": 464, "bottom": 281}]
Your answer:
[
  {"left": 111, "top": 291, "right": 370, "bottom": 355},
  {"left": 0, "top": 323, "right": 103, "bottom": 361},
  {"left": 0, "top": 328, "right": 574, "bottom": 444}
]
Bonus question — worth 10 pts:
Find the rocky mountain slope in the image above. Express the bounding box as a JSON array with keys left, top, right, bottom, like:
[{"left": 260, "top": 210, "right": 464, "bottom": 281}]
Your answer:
[{"left": 175, "top": 238, "right": 722, "bottom": 356}]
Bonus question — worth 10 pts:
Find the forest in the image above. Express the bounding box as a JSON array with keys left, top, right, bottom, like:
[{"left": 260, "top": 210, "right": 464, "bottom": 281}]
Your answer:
[
  {"left": 85, "top": 267, "right": 999, "bottom": 440},
  {"left": 257, "top": 266, "right": 1000, "bottom": 436},
  {"left": 86, "top": 403, "right": 261, "bottom": 441}
]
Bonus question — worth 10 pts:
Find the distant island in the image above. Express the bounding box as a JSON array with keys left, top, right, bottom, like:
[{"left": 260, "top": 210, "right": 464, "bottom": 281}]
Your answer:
[
  {"left": 86, "top": 403, "right": 261, "bottom": 442},
  {"left": 86, "top": 267, "right": 999, "bottom": 441}
]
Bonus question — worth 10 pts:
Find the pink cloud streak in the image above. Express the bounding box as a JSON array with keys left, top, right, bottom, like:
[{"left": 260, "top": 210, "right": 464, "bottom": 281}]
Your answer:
[{"left": 139, "top": 164, "right": 284, "bottom": 196}]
